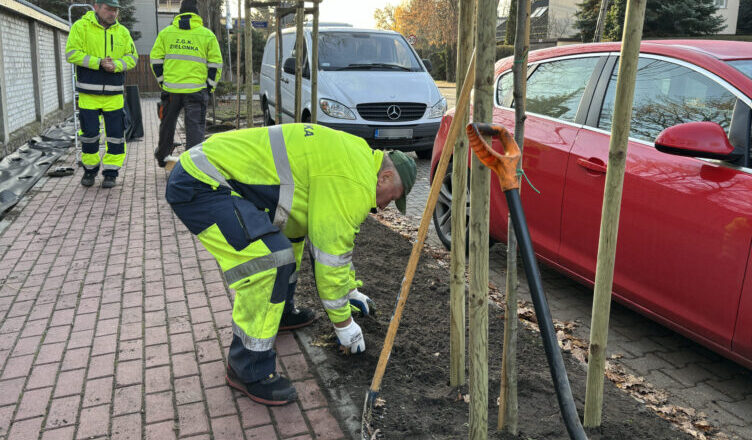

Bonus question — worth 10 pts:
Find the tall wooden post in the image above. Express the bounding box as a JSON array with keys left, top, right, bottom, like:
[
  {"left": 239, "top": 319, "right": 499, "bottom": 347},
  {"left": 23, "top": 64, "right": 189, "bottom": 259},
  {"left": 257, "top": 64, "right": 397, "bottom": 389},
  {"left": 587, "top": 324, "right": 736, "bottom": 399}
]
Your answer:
[
  {"left": 244, "top": 0, "right": 254, "bottom": 127},
  {"left": 584, "top": 0, "right": 647, "bottom": 427},
  {"left": 449, "top": 0, "right": 476, "bottom": 389},
  {"left": 499, "top": 0, "right": 529, "bottom": 434},
  {"left": 294, "top": 0, "right": 304, "bottom": 122},
  {"left": 469, "top": 0, "right": 495, "bottom": 437},
  {"left": 275, "top": 8, "right": 283, "bottom": 123},
  {"left": 310, "top": 0, "right": 319, "bottom": 123},
  {"left": 235, "top": 0, "right": 242, "bottom": 129},
  {"left": 593, "top": 0, "right": 610, "bottom": 42}
]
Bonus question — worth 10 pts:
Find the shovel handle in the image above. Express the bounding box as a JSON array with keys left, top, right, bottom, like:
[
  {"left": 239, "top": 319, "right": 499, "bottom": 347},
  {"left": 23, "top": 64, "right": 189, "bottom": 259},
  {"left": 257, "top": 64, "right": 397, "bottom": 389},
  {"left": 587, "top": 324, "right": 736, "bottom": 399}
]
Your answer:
[{"left": 466, "top": 123, "right": 521, "bottom": 191}]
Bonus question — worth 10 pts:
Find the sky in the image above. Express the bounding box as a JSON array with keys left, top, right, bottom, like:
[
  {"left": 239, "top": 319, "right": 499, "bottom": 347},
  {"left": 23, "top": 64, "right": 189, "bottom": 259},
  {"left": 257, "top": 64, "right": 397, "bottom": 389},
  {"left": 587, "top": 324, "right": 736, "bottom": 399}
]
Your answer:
[{"left": 318, "top": 0, "right": 397, "bottom": 29}]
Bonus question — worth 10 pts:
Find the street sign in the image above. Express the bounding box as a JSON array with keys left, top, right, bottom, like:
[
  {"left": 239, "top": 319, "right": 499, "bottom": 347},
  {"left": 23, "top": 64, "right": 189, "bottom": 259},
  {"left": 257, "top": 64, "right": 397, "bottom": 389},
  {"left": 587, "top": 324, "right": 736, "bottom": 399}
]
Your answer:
[
  {"left": 407, "top": 34, "right": 417, "bottom": 45},
  {"left": 251, "top": 20, "right": 268, "bottom": 28}
]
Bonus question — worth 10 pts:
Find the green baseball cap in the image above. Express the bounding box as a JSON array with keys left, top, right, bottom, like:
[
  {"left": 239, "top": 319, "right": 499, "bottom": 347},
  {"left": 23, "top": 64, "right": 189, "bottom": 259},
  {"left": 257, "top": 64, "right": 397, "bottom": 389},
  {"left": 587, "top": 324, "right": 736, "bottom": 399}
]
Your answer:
[
  {"left": 388, "top": 151, "right": 416, "bottom": 215},
  {"left": 96, "top": 0, "right": 120, "bottom": 8}
]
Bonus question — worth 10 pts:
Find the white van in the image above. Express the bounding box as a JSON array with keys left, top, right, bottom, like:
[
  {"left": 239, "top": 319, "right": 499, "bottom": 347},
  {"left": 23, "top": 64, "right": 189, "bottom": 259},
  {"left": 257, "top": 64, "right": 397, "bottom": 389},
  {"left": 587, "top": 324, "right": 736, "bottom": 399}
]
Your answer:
[{"left": 259, "top": 25, "right": 446, "bottom": 158}]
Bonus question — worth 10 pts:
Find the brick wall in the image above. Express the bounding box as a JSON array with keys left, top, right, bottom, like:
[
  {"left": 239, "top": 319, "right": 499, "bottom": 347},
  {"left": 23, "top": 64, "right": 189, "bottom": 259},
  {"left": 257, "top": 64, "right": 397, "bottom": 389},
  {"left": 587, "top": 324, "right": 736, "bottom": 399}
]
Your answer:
[
  {"left": 1, "top": 11, "right": 36, "bottom": 132},
  {"left": 38, "top": 25, "right": 59, "bottom": 115}
]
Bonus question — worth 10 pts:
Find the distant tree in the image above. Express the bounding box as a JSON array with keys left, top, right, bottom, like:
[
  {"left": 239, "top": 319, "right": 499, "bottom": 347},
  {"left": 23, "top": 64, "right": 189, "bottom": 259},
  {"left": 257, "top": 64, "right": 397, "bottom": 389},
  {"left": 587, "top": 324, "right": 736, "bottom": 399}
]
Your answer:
[
  {"left": 29, "top": 0, "right": 141, "bottom": 41},
  {"left": 603, "top": 0, "right": 725, "bottom": 41},
  {"left": 737, "top": 0, "right": 752, "bottom": 34},
  {"left": 573, "top": 0, "right": 600, "bottom": 41},
  {"left": 505, "top": 0, "right": 516, "bottom": 45},
  {"left": 373, "top": 4, "right": 397, "bottom": 31}
]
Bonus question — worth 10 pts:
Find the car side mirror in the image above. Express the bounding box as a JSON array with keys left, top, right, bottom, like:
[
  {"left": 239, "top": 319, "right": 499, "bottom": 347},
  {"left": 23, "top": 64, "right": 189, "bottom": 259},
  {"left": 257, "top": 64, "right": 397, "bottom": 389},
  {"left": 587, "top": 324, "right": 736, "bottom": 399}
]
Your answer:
[
  {"left": 283, "top": 58, "right": 296, "bottom": 75},
  {"left": 422, "top": 59, "right": 432, "bottom": 73},
  {"left": 654, "top": 122, "right": 740, "bottom": 161}
]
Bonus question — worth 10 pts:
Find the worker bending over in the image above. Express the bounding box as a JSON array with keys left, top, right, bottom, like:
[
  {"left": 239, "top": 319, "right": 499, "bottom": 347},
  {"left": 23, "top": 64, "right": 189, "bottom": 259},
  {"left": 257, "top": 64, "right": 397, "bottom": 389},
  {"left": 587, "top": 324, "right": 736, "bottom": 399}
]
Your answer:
[
  {"left": 150, "top": 0, "right": 222, "bottom": 169},
  {"left": 166, "top": 124, "right": 416, "bottom": 405},
  {"left": 66, "top": 0, "right": 138, "bottom": 188}
]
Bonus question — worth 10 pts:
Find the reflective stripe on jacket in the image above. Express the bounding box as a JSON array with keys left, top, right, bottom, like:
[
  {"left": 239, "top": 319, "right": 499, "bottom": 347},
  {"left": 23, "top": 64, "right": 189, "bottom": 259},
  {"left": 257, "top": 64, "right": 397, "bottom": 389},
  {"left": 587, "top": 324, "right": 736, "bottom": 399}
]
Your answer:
[
  {"left": 150, "top": 13, "right": 223, "bottom": 94},
  {"left": 179, "top": 124, "right": 382, "bottom": 323},
  {"left": 65, "top": 11, "right": 138, "bottom": 96}
]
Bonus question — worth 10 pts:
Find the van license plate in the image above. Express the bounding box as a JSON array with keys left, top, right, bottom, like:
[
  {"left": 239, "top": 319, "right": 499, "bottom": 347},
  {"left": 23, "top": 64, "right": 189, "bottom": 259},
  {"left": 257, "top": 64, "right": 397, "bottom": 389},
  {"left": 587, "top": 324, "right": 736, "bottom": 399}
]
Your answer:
[{"left": 374, "top": 128, "right": 413, "bottom": 139}]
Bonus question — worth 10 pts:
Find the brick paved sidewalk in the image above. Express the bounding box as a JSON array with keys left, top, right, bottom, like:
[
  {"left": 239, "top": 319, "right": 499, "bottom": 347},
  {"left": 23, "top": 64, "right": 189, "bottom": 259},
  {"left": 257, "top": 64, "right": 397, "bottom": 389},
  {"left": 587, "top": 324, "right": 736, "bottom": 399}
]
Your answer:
[{"left": 0, "top": 99, "right": 349, "bottom": 440}]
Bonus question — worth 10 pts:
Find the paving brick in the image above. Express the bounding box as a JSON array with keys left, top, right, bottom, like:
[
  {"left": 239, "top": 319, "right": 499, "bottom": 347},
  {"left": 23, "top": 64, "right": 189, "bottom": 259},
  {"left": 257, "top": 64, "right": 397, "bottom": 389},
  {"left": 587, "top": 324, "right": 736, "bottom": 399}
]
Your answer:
[
  {"left": 177, "top": 402, "right": 210, "bottom": 437},
  {"left": 145, "top": 421, "right": 177, "bottom": 440},
  {"left": 91, "top": 334, "right": 118, "bottom": 356},
  {"left": 26, "top": 362, "right": 59, "bottom": 390},
  {"left": 20, "top": 319, "right": 47, "bottom": 337},
  {"left": 170, "top": 332, "right": 194, "bottom": 354},
  {"left": 236, "top": 396, "right": 271, "bottom": 428},
  {"left": 145, "top": 366, "right": 171, "bottom": 394},
  {"left": 7, "top": 415, "right": 43, "bottom": 440},
  {"left": 205, "top": 385, "right": 236, "bottom": 418},
  {"left": 88, "top": 354, "right": 116, "bottom": 379},
  {"left": 54, "top": 368, "right": 86, "bottom": 398},
  {"left": 119, "top": 323, "right": 142, "bottom": 341},
  {"left": 83, "top": 376, "right": 114, "bottom": 408},
  {"left": 122, "top": 307, "right": 143, "bottom": 325},
  {"left": 172, "top": 353, "right": 199, "bottom": 378},
  {"left": 2, "top": 355, "right": 34, "bottom": 379},
  {"left": 199, "top": 361, "right": 226, "bottom": 389},
  {"left": 145, "top": 344, "right": 169, "bottom": 368},
  {"left": 669, "top": 364, "right": 715, "bottom": 387},
  {"left": 46, "top": 395, "right": 80, "bottom": 429},
  {"left": 111, "top": 413, "right": 142, "bottom": 440},
  {"left": 297, "top": 379, "right": 327, "bottom": 410},
  {"left": 145, "top": 326, "right": 168, "bottom": 346},
  {"left": 67, "top": 330, "right": 94, "bottom": 349},
  {"left": 192, "top": 322, "right": 217, "bottom": 342},
  {"left": 275, "top": 333, "right": 300, "bottom": 357},
  {"left": 189, "top": 307, "right": 213, "bottom": 324},
  {"left": 270, "top": 403, "right": 307, "bottom": 438},
  {"left": 35, "top": 342, "right": 66, "bottom": 364},
  {"left": 118, "top": 339, "right": 143, "bottom": 361},
  {"left": 172, "top": 376, "right": 202, "bottom": 407},
  {"left": 0, "top": 404, "right": 13, "bottom": 437},
  {"left": 15, "top": 387, "right": 52, "bottom": 420},
  {"left": 76, "top": 404, "right": 110, "bottom": 439},
  {"left": 196, "top": 340, "right": 223, "bottom": 364},
  {"left": 96, "top": 318, "right": 119, "bottom": 337},
  {"left": 61, "top": 347, "right": 90, "bottom": 371},
  {"left": 144, "top": 311, "right": 166, "bottom": 328},
  {"left": 305, "top": 408, "right": 345, "bottom": 439},
  {"left": 41, "top": 426, "right": 75, "bottom": 440},
  {"left": 113, "top": 384, "right": 142, "bottom": 416},
  {"left": 280, "top": 354, "right": 312, "bottom": 381},
  {"left": 11, "top": 335, "right": 42, "bottom": 357},
  {"left": 146, "top": 391, "right": 174, "bottom": 423},
  {"left": 210, "top": 414, "right": 244, "bottom": 440},
  {"left": 245, "top": 424, "right": 277, "bottom": 440}
]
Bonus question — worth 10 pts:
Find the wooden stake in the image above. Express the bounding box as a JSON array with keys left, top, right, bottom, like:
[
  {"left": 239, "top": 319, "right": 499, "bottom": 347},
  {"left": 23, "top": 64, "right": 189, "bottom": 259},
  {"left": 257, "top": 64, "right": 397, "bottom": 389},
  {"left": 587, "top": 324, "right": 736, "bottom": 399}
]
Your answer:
[
  {"left": 449, "top": 0, "right": 475, "bottom": 389},
  {"left": 244, "top": 0, "right": 253, "bottom": 127},
  {"left": 275, "top": 8, "right": 283, "bottom": 124},
  {"left": 499, "top": 0, "right": 529, "bottom": 434},
  {"left": 584, "top": 0, "right": 647, "bottom": 427},
  {"left": 235, "top": 0, "right": 241, "bottom": 129},
  {"left": 469, "top": 0, "right": 495, "bottom": 438},
  {"left": 293, "top": 0, "right": 303, "bottom": 122},
  {"left": 310, "top": 0, "right": 319, "bottom": 123}
]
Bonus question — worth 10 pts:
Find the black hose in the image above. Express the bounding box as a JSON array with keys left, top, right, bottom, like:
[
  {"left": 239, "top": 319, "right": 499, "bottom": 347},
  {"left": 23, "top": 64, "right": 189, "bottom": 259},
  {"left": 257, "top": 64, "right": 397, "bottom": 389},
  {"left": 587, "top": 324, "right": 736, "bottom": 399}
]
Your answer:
[{"left": 505, "top": 189, "right": 588, "bottom": 440}]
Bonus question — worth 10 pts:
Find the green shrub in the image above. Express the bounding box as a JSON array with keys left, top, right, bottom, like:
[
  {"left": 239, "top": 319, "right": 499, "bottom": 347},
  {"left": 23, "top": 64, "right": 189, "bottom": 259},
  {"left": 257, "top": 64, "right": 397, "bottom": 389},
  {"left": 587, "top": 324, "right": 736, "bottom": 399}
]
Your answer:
[{"left": 496, "top": 44, "right": 515, "bottom": 61}]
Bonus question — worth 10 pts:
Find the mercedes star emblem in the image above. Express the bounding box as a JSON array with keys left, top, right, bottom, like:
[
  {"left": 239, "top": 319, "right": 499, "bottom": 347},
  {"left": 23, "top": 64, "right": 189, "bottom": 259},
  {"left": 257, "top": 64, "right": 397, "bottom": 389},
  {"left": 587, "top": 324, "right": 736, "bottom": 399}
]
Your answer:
[{"left": 386, "top": 104, "right": 401, "bottom": 120}]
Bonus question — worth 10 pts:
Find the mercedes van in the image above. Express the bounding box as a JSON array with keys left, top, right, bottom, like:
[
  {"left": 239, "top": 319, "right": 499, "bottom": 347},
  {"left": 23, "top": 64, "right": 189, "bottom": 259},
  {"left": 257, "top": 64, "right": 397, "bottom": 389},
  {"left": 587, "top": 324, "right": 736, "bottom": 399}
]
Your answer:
[{"left": 259, "top": 25, "right": 446, "bottom": 158}]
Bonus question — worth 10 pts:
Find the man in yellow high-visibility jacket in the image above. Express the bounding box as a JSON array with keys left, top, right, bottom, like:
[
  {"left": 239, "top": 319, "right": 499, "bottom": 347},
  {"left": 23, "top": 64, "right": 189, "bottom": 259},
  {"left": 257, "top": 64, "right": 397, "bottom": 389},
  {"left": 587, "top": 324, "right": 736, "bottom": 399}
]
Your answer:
[
  {"left": 150, "top": 0, "right": 222, "bottom": 168},
  {"left": 166, "top": 124, "right": 416, "bottom": 406},
  {"left": 66, "top": 0, "right": 138, "bottom": 188}
]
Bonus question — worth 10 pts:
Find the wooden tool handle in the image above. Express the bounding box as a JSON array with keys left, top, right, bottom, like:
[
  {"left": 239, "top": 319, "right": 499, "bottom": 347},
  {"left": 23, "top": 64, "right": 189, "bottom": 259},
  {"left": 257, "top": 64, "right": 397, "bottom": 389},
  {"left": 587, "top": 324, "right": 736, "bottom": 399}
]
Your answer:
[
  {"left": 369, "top": 50, "right": 477, "bottom": 393},
  {"left": 467, "top": 123, "right": 521, "bottom": 191}
]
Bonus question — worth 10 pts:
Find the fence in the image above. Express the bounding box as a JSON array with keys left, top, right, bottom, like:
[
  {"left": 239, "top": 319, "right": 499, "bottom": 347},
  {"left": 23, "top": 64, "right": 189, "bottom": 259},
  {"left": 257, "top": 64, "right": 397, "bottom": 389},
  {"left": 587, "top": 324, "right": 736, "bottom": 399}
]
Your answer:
[
  {"left": 0, "top": 0, "right": 73, "bottom": 159},
  {"left": 126, "top": 56, "right": 162, "bottom": 94}
]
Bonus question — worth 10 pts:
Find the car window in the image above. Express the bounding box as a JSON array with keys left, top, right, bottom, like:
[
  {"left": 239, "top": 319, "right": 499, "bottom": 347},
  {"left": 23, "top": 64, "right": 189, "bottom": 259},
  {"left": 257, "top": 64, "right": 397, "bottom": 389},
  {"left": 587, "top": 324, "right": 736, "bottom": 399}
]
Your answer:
[
  {"left": 496, "top": 72, "right": 513, "bottom": 106},
  {"left": 728, "top": 60, "right": 752, "bottom": 80},
  {"left": 317, "top": 32, "right": 422, "bottom": 71},
  {"left": 522, "top": 57, "right": 599, "bottom": 122},
  {"left": 599, "top": 57, "right": 736, "bottom": 142}
]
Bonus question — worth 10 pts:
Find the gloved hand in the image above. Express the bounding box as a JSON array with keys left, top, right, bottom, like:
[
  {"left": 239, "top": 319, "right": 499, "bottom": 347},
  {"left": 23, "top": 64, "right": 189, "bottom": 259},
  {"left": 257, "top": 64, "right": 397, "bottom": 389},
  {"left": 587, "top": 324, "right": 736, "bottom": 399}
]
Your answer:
[
  {"left": 347, "top": 289, "right": 374, "bottom": 317},
  {"left": 334, "top": 319, "right": 365, "bottom": 354}
]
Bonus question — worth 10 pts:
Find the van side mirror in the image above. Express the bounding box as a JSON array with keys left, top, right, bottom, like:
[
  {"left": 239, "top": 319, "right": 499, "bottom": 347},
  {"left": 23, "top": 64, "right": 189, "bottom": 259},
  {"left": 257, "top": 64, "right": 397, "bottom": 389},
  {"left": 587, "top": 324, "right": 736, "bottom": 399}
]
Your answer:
[
  {"left": 283, "top": 58, "right": 296, "bottom": 75},
  {"left": 422, "top": 59, "right": 432, "bottom": 73},
  {"left": 655, "top": 121, "right": 739, "bottom": 161}
]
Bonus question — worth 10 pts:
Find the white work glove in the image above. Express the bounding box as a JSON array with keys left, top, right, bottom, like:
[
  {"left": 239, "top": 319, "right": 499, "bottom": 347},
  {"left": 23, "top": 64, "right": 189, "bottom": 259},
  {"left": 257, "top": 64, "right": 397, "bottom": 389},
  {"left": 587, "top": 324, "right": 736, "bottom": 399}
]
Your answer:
[
  {"left": 347, "top": 289, "right": 374, "bottom": 317},
  {"left": 334, "top": 320, "right": 366, "bottom": 354}
]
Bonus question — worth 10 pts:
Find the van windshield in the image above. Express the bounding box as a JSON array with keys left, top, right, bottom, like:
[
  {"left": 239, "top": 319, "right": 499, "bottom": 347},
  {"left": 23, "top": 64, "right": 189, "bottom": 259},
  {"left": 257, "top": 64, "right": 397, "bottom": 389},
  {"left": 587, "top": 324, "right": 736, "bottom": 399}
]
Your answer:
[{"left": 318, "top": 32, "right": 423, "bottom": 72}]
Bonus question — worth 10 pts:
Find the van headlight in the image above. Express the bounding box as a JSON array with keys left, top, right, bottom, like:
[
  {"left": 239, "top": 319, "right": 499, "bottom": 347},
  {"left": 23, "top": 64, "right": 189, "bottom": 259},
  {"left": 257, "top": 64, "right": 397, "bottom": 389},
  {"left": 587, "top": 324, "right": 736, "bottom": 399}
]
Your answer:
[
  {"left": 427, "top": 97, "right": 447, "bottom": 119},
  {"left": 319, "top": 99, "right": 356, "bottom": 120}
]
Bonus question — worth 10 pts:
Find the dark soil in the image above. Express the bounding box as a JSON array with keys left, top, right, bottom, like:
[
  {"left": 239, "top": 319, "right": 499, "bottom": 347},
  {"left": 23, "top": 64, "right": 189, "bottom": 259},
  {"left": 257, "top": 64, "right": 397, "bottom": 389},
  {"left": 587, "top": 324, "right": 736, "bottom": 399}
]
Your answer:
[{"left": 296, "top": 217, "right": 692, "bottom": 439}]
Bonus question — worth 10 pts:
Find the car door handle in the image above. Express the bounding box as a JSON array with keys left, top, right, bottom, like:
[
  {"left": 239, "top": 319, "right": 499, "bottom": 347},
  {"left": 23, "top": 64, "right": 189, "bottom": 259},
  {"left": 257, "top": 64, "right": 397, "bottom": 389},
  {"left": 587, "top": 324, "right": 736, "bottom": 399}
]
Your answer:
[{"left": 577, "top": 158, "right": 607, "bottom": 174}]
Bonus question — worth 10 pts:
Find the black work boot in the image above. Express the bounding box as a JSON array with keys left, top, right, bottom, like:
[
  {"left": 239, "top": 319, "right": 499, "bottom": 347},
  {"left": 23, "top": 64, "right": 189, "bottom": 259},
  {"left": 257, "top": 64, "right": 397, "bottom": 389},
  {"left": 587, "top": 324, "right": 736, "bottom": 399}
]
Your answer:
[
  {"left": 226, "top": 366, "right": 297, "bottom": 406},
  {"left": 80, "top": 172, "right": 95, "bottom": 187},
  {"left": 101, "top": 175, "right": 116, "bottom": 188},
  {"left": 279, "top": 307, "right": 316, "bottom": 331}
]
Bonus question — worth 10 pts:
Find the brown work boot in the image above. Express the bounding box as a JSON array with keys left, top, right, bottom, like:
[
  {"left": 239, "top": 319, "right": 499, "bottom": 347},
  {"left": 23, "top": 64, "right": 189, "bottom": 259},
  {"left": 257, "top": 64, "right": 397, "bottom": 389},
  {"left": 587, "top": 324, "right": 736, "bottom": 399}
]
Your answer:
[
  {"left": 279, "top": 307, "right": 316, "bottom": 331},
  {"left": 226, "top": 366, "right": 297, "bottom": 406}
]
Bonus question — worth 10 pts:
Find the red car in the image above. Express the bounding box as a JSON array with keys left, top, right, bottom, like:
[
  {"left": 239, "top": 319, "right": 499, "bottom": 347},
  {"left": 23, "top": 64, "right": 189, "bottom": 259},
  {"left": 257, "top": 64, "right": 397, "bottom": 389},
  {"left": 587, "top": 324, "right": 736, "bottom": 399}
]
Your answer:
[{"left": 430, "top": 40, "right": 752, "bottom": 369}]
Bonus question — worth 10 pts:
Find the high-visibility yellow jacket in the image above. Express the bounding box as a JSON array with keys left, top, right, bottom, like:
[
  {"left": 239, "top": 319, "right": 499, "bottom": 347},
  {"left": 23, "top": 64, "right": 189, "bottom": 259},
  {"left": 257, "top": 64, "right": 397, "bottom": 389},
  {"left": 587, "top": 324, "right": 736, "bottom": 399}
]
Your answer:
[
  {"left": 150, "top": 13, "right": 223, "bottom": 94},
  {"left": 180, "top": 124, "right": 381, "bottom": 323},
  {"left": 65, "top": 11, "right": 138, "bottom": 96}
]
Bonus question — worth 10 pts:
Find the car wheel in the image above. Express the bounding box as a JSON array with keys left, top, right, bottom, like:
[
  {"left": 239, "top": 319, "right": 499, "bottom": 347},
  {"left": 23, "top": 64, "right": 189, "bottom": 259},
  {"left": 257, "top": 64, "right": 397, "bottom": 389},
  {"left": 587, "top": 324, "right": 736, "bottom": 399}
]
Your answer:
[
  {"left": 416, "top": 149, "right": 432, "bottom": 160},
  {"left": 432, "top": 166, "right": 470, "bottom": 251},
  {"left": 263, "top": 101, "right": 274, "bottom": 126}
]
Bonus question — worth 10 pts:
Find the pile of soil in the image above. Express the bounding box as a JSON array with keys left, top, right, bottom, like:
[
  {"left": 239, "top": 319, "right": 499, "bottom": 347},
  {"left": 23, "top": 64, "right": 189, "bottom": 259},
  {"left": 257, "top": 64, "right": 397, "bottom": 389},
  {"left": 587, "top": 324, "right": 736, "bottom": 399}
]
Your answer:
[{"left": 296, "top": 217, "right": 692, "bottom": 439}]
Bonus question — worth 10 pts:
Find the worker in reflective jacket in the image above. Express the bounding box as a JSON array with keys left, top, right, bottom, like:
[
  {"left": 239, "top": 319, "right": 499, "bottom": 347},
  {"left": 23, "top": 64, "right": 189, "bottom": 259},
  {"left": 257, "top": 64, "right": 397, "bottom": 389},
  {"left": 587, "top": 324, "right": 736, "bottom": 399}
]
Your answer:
[
  {"left": 65, "top": 0, "right": 138, "bottom": 188},
  {"left": 166, "top": 124, "right": 416, "bottom": 406},
  {"left": 150, "top": 0, "right": 223, "bottom": 169}
]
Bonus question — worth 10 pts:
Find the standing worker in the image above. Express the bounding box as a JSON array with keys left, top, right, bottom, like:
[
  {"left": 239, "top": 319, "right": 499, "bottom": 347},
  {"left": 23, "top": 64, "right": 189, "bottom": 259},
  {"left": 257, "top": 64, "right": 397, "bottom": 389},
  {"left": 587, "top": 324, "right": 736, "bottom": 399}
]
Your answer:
[
  {"left": 166, "top": 123, "right": 416, "bottom": 405},
  {"left": 150, "top": 0, "right": 223, "bottom": 169},
  {"left": 66, "top": 0, "right": 138, "bottom": 188}
]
